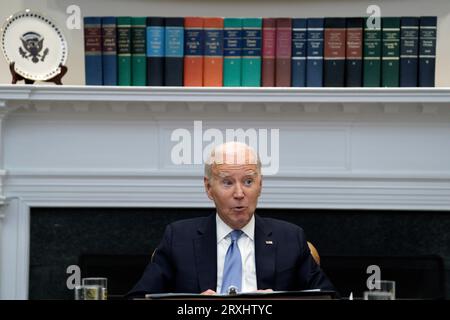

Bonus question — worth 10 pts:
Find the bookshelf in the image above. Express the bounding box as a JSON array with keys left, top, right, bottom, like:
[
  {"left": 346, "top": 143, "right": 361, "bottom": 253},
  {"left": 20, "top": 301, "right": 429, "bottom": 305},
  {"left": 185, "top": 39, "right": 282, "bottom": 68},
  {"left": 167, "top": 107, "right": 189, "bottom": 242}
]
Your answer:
[{"left": 0, "top": 0, "right": 449, "bottom": 86}]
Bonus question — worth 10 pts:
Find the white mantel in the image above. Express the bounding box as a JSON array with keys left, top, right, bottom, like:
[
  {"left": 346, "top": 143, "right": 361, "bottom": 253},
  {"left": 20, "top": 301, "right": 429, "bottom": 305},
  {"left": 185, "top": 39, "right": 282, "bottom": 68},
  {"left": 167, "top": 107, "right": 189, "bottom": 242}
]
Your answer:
[
  {"left": 1, "top": 85, "right": 450, "bottom": 299},
  {"left": 0, "top": 85, "right": 449, "bottom": 209}
]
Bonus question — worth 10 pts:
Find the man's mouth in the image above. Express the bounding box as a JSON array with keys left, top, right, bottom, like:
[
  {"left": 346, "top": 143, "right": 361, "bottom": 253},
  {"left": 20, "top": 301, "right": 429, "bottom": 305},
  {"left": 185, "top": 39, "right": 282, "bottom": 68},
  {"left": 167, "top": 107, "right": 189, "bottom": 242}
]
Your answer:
[{"left": 232, "top": 206, "right": 246, "bottom": 212}]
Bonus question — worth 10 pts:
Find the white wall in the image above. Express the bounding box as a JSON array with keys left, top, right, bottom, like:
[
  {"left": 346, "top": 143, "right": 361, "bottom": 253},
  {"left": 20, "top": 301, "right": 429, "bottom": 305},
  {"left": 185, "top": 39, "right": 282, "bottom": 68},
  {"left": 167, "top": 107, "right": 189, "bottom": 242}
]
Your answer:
[{"left": 0, "top": 0, "right": 449, "bottom": 86}]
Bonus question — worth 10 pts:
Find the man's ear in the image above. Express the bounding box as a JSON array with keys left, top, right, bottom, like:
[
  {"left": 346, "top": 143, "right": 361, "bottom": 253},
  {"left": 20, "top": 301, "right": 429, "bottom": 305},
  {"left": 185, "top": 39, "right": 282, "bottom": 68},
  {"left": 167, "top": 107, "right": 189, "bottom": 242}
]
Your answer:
[
  {"left": 204, "top": 176, "right": 214, "bottom": 200},
  {"left": 258, "top": 175, "right": 263, "bottom": 197}
]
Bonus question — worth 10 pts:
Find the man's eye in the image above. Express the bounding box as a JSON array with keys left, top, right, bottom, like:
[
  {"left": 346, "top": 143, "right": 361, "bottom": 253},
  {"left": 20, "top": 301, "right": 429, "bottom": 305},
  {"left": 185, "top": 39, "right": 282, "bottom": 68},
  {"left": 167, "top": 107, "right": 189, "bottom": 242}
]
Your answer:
[
  {"left": 222, "top": 180, "right": 233, "bottom": 186},
  {"left": 244, "top": 179, "right": 253, "bottom": 186}
]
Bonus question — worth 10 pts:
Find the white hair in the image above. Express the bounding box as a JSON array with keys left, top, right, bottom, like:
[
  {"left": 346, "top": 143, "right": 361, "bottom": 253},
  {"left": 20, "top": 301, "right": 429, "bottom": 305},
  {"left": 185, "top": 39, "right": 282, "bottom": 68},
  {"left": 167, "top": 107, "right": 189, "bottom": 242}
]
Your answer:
[{"left": 204, "top": 142, "right": 261, "bottom": 179}]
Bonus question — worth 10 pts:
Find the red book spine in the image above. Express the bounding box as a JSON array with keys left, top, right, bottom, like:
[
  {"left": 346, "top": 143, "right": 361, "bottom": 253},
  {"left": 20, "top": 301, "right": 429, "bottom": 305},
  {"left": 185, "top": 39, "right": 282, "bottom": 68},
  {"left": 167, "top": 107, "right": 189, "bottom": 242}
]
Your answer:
[
  {"left": 262, "top": 18, "right": 276, "bottom": 87},
  {"left": 324, "top": 29, "right": 346, "bottom": 59},
  {"left": 203, "top": 17, "right": 224, "bottom": 87},
  {"left": 346, "top": 27, "right": 362, "bottom": 60},
  {"left": 184, "top": 17, "right": 204, "bottom": 86},
  {"left": 275, "top": 18, "right": 292, "bottom": 87},
  {"left": 324, "top": 18, "right": 347, "bottom": 87}
]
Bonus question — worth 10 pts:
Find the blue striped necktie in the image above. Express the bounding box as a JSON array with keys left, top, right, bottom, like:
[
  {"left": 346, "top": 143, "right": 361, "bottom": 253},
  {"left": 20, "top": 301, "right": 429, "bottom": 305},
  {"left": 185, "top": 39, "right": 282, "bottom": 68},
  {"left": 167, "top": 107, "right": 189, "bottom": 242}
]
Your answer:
[{"left": 221, "top": 230, "right": 243, "bottom": 294}]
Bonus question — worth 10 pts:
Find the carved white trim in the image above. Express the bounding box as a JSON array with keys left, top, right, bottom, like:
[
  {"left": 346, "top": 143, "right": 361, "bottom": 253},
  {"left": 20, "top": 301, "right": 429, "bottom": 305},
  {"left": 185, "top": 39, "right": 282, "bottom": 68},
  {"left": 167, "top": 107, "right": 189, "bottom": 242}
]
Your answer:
[
  {"left": 187, "top": 102, "right": 205, "bottom": 112},
  {"left": 0, "top": 198, "right": 29, "bottom": 299},
  {"left": 226, "top": 103, "right": 243, "bottom": 112},
  {"left": 149, "top": 102, "right": 167, "bottom": 113},
  {"left": 384, "top": 103, "right": 401, "bottom": 114},
  {"left": 2, "top": 85, "right": 450, "bottom": 107},
  {"left": 421, "top": 103, "right": 440, "bottom": 114},
  {"left": 0, "top": 101, "right": 9, "bottom": 208},
  {"left": 0, "top": 170, "right": 5, "bottom": 208},
  {"left": 303, "top": 103, "right": 320, "bottom": 113},
  {"left": 2, "top": 168, "right": 450, "bottom": 210},
  {"left": 264, "top": 103, "right": 282, "bottom": 113},
  {"left": 343, "top": 103, "right": 361, "bottom": 113}
]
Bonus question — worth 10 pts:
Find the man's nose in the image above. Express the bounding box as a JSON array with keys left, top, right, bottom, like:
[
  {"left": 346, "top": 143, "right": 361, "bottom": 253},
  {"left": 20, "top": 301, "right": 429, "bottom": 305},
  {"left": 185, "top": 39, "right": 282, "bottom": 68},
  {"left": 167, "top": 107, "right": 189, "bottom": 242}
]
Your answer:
[{"left": 233, "top": 183, "right": 245, "bottom": 199}]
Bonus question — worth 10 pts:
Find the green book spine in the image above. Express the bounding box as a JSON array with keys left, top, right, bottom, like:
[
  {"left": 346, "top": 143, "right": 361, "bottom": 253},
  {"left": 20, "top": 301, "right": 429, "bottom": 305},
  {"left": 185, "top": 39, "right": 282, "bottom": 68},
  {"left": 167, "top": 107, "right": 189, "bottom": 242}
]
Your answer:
[
  {"left": 363, "top": 18, "right": 381, "bottom": 87},
  {"left": 241, "top": 18, "right": 262, "bottom": 87},
  {"left": 117, "top": 17, "right": 132, "bottom": 86},
  {"left": 131, "top": 17, "right": 147, "bottom": 86},
  {"left": 223, "top": 18, "right": 242, "bottom": 86},
  {"left": 381, "top": 17, "right": 400, "bottom": 87}
]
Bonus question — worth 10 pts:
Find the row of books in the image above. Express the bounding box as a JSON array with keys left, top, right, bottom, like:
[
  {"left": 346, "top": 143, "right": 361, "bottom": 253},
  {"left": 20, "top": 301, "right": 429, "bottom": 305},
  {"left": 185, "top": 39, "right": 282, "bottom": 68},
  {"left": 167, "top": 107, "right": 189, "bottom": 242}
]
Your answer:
[{"left": 84, "top": 16, "right": 437, "bottom": 87}]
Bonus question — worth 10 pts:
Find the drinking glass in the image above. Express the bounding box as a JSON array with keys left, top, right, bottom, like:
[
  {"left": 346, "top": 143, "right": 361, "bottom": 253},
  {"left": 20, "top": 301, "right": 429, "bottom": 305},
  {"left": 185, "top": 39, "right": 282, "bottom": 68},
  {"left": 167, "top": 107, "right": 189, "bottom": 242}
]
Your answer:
[
  {"left": 364, "top": 280, "right": 396, "bottom": 300},
  {"left": 74, "top": 284, "right": 102, "bottom": 300},
  {"left": 82, "top": 277, "right": 108, "bottom": 300}
]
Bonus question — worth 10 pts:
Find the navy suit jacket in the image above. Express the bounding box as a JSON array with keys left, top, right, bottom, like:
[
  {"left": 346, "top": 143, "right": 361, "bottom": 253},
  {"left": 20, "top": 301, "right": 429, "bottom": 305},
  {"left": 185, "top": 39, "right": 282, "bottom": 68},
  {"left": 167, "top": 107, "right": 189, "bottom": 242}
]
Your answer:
[{"left": 128, "top": 214, "right": 336, "bottom": 297}]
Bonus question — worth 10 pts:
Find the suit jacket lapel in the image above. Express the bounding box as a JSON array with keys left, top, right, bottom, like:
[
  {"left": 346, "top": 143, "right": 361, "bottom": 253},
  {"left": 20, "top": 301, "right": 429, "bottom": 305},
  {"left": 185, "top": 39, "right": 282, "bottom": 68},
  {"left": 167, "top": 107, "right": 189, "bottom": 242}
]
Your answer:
[
  {"left": 194, "top": 214, "right": 217, "bottom": 292},
  {"left": 254, "top": 215, "right": 276, "bottom": 290}
]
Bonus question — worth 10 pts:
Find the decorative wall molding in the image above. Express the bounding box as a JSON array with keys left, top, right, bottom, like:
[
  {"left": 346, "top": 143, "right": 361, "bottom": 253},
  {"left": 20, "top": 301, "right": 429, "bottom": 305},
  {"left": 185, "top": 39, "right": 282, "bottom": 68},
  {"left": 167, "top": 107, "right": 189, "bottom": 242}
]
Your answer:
[
  {"left": 4, "top": 171, "right": 450, "bottom": 210},
  {"left": 1, "top": 85, "right": 450, "bottom": 102},
  {"left": 0, "top": 198, "right": 29, "bottom": 299},
  {"left": 0, "top": 170, "right": 5, "bottom": 208},
  {"left": 1, "top": 85, "right": 450, "bottom": 115},
  {"left": 0, "top": 100, "right": 12, "bottom": 208}
]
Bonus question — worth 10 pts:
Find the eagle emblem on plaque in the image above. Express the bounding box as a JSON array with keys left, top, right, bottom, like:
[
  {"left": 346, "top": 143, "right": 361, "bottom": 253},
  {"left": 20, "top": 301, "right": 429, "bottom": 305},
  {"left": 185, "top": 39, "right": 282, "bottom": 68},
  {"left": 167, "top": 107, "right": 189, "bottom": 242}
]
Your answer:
[{"left": 19, "top": 31, "right": 49, "bottom": 63}]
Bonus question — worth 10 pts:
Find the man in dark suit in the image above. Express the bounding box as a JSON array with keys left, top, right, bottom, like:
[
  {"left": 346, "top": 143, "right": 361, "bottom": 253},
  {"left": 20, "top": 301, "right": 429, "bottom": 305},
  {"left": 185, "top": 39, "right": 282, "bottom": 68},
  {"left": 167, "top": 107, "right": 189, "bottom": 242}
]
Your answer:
[{"left": 128, "top": 142, "right": 335, "bottom": 297}]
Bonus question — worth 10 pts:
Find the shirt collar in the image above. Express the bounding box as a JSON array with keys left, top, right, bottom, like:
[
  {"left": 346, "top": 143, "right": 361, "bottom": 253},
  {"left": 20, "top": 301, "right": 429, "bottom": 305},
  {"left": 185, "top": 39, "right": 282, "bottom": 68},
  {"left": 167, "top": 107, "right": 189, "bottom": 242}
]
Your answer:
[{"left": 216, "top": 213, "right": 255, "bottom": 243}]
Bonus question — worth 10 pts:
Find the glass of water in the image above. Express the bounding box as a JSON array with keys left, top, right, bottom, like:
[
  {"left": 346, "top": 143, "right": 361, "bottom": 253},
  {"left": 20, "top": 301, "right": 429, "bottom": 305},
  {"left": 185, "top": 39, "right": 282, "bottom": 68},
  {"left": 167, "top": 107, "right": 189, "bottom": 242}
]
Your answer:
[
  {"left": 74, "top": 284, "right": 103, "bottom": 300},
  {"left": 81, "top": 277, "right": 108, "bottom": 300},
  {"left": 364, "top": 280, "right": 396, "bottom": 300}
]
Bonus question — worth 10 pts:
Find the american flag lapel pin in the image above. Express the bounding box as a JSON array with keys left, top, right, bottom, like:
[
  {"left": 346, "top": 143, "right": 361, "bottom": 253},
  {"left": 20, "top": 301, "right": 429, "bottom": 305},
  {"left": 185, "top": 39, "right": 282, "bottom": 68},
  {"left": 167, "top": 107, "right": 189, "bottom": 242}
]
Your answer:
[{"left": 265, "top": 240, "right": 273, "bottom": 245}]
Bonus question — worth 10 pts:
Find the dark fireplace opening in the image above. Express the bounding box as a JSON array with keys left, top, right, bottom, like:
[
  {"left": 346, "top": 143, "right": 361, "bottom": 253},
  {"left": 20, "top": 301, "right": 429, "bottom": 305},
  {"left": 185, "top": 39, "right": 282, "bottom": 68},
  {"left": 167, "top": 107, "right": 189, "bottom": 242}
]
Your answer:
[{"left": 29, "top": 208, "right": 450, "bottom": 300}]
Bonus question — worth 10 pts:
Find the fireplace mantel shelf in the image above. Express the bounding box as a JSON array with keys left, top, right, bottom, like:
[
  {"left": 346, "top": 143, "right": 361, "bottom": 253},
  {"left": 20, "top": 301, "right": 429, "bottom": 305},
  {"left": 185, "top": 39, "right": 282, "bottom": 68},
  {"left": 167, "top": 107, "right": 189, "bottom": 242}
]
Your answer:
[
  {"left": 0, "top": 85, "right": 449, "bottom": 115},
  {"left": 1, "top": 85, "right": 450, "bottom": 101}
]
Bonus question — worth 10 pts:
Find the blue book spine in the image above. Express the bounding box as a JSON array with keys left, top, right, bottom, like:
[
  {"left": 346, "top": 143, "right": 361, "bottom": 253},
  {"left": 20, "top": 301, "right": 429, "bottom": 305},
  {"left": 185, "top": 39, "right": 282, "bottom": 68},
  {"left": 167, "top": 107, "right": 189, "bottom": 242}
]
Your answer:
[
  {"left": 419, "top": 16, "right": 437, "bottom": 87},
  {"left": 306, "top": 18, "right": 324, "bottom": 87},
  {"left": 400, "top": 17, "right": 419, "bottom": 87},
  {"left": 291, "top": 18, "right": 307, "bottom": 87},
  {"left": 165, "top": 17, "right": 184, "bottom": 86},
  {"left": 101, "top": 17, "right": 117, "bottom": 86},
  {"left": 146, "top": 17, "right": 165, "bottom": 86},
  {"left": 84, "top": 17, "right": 103, "bottom": 85}
]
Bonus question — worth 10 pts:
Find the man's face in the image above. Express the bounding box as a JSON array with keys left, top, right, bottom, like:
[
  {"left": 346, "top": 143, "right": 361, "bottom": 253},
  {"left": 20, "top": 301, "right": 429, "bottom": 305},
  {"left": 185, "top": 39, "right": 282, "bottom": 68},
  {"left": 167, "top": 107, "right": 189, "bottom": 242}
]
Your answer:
[{"left": 204, "top": 163, "right": 262, "bottom": 230}]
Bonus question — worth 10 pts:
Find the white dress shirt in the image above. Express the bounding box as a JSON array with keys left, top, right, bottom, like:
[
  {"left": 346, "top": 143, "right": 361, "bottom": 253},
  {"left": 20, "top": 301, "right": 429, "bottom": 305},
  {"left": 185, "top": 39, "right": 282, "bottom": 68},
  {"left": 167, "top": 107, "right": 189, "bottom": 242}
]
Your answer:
[{"left": 216, "top": 213, "right": 258, "bottom": 293}]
